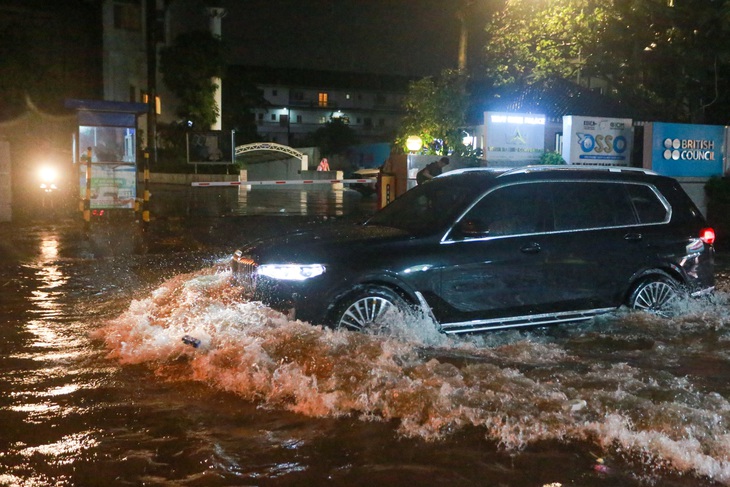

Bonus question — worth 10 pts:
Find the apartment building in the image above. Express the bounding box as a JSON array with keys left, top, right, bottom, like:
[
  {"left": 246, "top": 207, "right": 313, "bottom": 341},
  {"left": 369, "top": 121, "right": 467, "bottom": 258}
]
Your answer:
[{"left": 228, "top": 66, "right": 413, "bottom": 147}]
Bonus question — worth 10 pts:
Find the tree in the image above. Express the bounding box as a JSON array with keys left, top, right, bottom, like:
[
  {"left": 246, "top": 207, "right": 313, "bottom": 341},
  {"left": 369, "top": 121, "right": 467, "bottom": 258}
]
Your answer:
[
  {"left": 303, "top": 119, "right": 359, "bottom": 156},
  {"left": 159, "top": 30, "right": 226, "bottom": 129},
  {"left": 482, "top": 0, "right": 730, "bottom": 124},
  {"left": 222, "top": 74, "right": 267, "bottom": 144},
  {"left": 396, "top": 69, "right": 470, "bottom": 155}
]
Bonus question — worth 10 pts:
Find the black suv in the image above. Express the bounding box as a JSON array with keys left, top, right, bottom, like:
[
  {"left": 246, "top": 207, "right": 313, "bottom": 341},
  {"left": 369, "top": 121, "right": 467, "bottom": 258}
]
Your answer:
[{"left": 232, "top": 166, "right": 715, "bottom": 333}]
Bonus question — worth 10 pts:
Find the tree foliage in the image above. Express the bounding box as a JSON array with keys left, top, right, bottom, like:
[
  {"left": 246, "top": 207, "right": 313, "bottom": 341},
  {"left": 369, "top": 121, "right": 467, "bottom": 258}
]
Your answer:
[
  {"left": 396, "top": 70, "right": 470, "bottom": 155},
  {"left": 482, "top": 0, "right": 730, "bottom": 123},
  {"left": 303, "top": 119, "right": 359, "bottom": 156},
  {"left": 159, "top": 30, "right": 226, "bottom": 129}
]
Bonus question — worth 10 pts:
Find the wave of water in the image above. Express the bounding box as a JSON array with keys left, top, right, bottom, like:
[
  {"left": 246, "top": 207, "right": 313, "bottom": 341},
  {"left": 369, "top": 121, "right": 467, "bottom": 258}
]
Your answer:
[{"left": 94, "top": 264, "right": 730, "bottom": 485}]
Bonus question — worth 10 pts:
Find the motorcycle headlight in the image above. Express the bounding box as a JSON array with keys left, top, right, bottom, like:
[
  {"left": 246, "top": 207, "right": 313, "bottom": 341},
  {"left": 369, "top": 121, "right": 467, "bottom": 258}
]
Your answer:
[
  {"left": 39, "top": 166, "right": 58, "bottom": 184},
  {"left": 256, "top": 264, "right": 325, "bottom": 281}
]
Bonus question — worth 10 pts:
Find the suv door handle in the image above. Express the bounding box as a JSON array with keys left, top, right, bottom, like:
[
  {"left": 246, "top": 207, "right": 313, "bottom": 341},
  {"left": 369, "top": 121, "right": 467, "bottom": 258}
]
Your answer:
[
  {"left": 520, "top": 242, "right": 541, "bottom": 254},
  {"left": 624, "top": 233, "right": 643, "bottom": 242}
]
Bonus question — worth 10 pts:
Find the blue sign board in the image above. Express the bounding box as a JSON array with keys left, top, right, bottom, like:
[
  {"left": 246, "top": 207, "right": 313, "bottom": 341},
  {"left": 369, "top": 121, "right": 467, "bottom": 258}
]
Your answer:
[{"left": 651, "top": 122, "right": 724, "bottom": 177}]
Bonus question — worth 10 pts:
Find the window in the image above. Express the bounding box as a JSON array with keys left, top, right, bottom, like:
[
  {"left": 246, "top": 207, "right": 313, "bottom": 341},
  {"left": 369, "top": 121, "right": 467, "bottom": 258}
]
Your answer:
[
  {"left": 318, "top": 92, "right": 329, "bottom": 107},
  {"left": 271, "top": 114, "right": 276, "bottom": 121},
  {"left": 378, "top": 118, "right": 386, "bottom": 127},
  {"left": 272, "top": 89, "right": 278, "bottom": 96},
  {"left": 296, "top": 115, "right": 302, "bottom": 123},
  {"left": 626, "top": 184, "right": 668, "bottom": 224},
  {"left": 141, "top": 92, "right": 161, "bottom": 115},
  {"left": 113, "top": 2, "right": 142, "bottom": 31},
  {"left": 364, "top": 118, "right": 372, "bottom": 127},
  {"left": 258, "top": 113, "right": 264, "bottom": 121},
  {"left": 375, "top": 94, "right": 386, "bottom": 104},
  {"left": 291, "top": 90, "right": 304, "bottom": 101},
  {"left": 464, "top": 183, "right": 550, "bottom": 237},
  {"left": 552, "top": 182, "right": 636, "bottom": 231}
]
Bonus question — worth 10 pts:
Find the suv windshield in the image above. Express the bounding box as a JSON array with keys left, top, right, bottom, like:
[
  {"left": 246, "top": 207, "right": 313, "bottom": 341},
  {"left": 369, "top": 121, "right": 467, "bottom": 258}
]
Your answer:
[{"left": 366, "top": 176, "right": 486, "bottom": 235}]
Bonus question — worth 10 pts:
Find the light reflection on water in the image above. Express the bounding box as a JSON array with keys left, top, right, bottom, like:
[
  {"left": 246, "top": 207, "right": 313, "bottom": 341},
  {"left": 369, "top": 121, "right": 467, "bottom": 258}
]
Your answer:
[{"left": 233, "top": 186, "right": 358, "bottom": 217}]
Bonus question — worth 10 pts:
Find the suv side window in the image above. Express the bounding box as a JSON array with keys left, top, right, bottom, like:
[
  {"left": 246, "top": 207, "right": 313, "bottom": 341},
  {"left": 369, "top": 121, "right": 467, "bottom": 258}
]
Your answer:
[
  {"left": 461, "top": 183, "right": 549, "bottom": 237},
  {"left": 551, "top": 182, "right": 636, "bottom": 231},
  {"left": 625, "top": 183, "right": 669, "bottom": 224}
]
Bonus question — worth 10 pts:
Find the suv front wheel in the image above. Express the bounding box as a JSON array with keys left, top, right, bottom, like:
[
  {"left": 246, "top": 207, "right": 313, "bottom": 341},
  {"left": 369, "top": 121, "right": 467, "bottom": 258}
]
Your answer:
[
  {"left": 628, "top": 275, "right": 680, "bottom": 317},
  {"left": 332, "top": 285, "right": 409, "bottom": 332}
]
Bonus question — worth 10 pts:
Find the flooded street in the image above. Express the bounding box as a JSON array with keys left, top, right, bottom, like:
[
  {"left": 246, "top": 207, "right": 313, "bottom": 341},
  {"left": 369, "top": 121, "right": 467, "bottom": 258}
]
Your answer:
[{"left": 2, "top": 185, "right": 730, "bottom": 486}]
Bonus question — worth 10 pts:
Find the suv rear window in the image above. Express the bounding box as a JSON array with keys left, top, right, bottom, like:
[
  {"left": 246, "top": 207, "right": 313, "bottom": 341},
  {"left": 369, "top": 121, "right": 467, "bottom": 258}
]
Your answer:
[{"left": 625, "top": 183, "right": 669, "bottom": 224}]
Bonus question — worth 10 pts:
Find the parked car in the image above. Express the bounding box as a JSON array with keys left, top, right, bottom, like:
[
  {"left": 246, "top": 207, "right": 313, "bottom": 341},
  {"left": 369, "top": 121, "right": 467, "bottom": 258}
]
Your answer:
[{"left": 232, "top": 166, "right": 715, "bottom": 333}]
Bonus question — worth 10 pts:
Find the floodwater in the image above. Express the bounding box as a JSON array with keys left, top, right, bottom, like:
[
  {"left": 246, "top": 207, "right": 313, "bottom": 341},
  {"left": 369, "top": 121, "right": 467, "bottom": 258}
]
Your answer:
[{"left": 2, "top": 185, "right": 730, "bottom": 487}]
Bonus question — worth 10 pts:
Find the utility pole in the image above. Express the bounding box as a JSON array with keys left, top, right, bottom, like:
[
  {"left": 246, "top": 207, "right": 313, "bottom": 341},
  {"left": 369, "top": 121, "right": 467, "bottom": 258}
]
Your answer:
[
  {"left": 456, "top": 0, "right": 474, "bottom": 72},
  {"left": 146, "top": 0, "right": 158, "bottom": 164},
  {"left": 208, "top": 7, "right": 227, "bottom": 131}
]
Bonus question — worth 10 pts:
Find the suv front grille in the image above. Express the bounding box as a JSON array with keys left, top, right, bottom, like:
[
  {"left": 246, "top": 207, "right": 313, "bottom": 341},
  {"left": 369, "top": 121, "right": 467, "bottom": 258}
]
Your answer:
[{"left": 232, "top": 251, "right": 258, "bottom": 290}]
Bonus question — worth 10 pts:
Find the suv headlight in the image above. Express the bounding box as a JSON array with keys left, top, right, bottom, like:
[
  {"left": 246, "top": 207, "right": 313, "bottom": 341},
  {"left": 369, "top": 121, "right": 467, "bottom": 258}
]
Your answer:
[{"left": 256, "top": 264, "right": 325, "bottom": 281}]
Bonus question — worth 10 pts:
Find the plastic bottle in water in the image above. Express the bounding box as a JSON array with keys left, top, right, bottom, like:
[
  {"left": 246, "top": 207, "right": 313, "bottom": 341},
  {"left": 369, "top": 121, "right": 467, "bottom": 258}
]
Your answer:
[{"left": 182, "top": 335, "right": 201, "bottom": 348}]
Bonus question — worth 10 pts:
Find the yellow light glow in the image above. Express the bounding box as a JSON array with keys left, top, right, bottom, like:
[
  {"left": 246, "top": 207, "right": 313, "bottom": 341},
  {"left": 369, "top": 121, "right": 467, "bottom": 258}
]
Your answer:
[
  {"left": 38, "top": 166, "right": 58, "bottom": 183},
  {"left": 406, "top": 135, "right": 423, "bottom": 152}
]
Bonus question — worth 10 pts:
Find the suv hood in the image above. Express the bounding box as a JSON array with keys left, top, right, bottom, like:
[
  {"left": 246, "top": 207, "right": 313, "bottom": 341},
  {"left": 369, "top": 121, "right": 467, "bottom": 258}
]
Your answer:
[{"left": 239, "top": 223, "right": 414, "bottom": 263}]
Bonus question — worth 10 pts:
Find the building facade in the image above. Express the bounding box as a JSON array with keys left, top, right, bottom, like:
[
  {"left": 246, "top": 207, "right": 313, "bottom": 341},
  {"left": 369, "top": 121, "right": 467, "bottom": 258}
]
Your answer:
[{"left": 227, "top": 66, "right": 412, "bottom": 148}]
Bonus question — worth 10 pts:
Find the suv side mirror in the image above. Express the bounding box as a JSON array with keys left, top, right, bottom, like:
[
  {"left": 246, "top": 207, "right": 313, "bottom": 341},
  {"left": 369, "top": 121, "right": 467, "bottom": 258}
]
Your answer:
[{"left": 458, "top": 218, "right": 490, "bottom": 237}]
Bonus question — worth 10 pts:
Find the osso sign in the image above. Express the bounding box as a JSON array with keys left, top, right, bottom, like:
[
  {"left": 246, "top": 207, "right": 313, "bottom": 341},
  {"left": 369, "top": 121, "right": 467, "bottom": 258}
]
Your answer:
[
  {"left": 649, "top": 122, "right": 724, "bottom": 177},
  {"left": 562, "top": 116, "right": 633, "bottom": 166}
]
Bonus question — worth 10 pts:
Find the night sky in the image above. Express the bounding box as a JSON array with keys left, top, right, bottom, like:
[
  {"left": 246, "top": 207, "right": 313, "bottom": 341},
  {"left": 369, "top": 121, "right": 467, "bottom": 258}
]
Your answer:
[{"left": 221, "top": 0, "right": 490, "bottom": 77}]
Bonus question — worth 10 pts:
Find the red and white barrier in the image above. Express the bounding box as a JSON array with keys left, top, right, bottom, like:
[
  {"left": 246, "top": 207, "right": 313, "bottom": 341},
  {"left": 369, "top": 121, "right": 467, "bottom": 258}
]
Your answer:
[{"left": 192, "top": 179, "right": 376, "bottom": 187}]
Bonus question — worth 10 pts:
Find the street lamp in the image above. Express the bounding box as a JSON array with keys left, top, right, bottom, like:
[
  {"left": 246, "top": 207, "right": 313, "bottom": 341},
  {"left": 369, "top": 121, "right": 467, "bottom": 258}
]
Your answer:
[
  {"left": 462, "top": 131, "right": 474, "bottom": 148},
  {"left": 406, "top": 135, "right": 423, "bottom": 153}
]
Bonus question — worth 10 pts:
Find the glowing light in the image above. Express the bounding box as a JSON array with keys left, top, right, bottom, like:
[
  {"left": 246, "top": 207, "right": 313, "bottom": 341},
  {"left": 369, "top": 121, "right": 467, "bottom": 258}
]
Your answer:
[
  {"left": 38, "top": 166, "right": 58, "bottom": 183},
  {"left": 257, "top": 264, "right": 325, "bottom": 281},
  {"left": 406, "top": 135, "right": 423, "bottom": 152}
]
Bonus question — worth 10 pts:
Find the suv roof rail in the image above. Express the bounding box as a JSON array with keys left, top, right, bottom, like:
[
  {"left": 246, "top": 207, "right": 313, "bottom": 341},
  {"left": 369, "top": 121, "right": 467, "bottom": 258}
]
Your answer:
[{"left": 499, "top": 165, "right": 659, "bottom": 177}]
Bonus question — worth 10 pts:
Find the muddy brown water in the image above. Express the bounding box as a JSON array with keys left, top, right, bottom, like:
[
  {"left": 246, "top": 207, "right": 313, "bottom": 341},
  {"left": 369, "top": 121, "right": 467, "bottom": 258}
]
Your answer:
[{"left": 2, "top": 185, "right": 730, "bottom": 486}]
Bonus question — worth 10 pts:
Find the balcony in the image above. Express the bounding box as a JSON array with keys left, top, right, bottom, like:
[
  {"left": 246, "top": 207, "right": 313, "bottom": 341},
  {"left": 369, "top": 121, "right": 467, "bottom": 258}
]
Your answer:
[{"left": 288, "top": 99, "right": 340, "bottom": 109}]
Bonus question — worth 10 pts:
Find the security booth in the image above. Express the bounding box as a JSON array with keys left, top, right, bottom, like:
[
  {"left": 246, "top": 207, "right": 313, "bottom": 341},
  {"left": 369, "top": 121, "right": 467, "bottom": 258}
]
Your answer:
[{"left": 64, "top": 99, "right": 147, "bottom": 221}]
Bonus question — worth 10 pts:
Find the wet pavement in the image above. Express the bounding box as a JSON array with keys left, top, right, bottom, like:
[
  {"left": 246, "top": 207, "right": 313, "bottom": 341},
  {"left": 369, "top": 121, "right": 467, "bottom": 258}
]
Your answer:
[{"left": 2, "top": 184, "right": 730, "bottom": 486}]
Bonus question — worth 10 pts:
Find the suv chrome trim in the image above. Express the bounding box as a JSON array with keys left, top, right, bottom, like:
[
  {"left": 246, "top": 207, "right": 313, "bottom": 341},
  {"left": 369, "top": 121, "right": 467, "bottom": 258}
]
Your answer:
[
  {"left": 499, "top": 165, "right": 659, "bottom": 177},
  {"left": 439, "top": 307, "right": 616, "bottom": 334},
  {"left": 440, "top": 179, "right": 672, "bottom": 244}
]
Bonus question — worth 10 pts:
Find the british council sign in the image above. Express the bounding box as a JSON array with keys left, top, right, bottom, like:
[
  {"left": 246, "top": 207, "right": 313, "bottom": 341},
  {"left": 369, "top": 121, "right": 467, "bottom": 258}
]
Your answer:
[{"left": 650, "top": 122, "right": 724, "bottom": 177}]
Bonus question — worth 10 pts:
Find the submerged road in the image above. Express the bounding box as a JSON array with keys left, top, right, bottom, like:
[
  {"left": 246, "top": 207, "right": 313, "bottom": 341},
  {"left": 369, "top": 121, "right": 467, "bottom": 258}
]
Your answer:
[{"left": 2, "top": 185, "right": 730, "bottom": 486}]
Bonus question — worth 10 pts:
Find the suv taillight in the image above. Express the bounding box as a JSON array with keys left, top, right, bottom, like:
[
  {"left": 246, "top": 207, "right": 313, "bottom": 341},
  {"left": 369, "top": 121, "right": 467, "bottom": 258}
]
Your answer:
[{"left": 700, "top": 227, "right": 716, "bottom": 245}]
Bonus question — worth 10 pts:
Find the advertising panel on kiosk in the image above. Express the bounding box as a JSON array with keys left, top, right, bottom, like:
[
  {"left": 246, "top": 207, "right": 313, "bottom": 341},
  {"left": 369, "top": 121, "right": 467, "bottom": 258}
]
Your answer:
[
  {"left": 562, "top": 116, "right": 633, "bottom": 166},
  {"left": 484, "top": 112, "right": 546, "bottom": 167},
  {"left": 78, "top": 125, "right": 137, "bottom": 209}
]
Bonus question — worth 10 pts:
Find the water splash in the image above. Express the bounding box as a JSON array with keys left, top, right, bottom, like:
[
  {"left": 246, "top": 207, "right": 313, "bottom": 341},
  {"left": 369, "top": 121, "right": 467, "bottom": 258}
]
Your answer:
[{"left": 95, "top": 266, "right": 730, "bottom": 485}]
